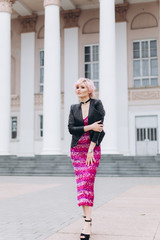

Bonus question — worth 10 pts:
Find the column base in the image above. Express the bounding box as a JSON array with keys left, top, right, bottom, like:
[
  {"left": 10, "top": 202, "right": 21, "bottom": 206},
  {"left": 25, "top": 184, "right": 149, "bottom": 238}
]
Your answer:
[
  {"left": 41, "top": 148, "right": 62, "bottom": 155},
  {"left": 119, "top": 151, "right": 131, "bottom": 156},
  {"left": 0, "top": 152, "right": 11, "bottom": 156},
  {"left": 17, "top": 153, "right": 35, "bottom": 157},
  {"left": 101, "top": 149, "right": 120, "bottom": 155}
]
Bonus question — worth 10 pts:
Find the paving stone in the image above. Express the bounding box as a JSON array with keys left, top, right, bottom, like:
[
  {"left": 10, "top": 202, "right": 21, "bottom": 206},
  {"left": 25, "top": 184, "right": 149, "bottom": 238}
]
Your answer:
[{"left": 0, "top": 176, "right": 160, "bottom": 239}]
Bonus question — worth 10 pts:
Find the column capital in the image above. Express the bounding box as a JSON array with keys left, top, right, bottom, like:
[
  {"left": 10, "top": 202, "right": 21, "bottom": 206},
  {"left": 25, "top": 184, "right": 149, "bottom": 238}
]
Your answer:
[
  {"left": 61, "top": 9, "right": 81, "bottom": 28},
  {"left": 44, "top": 0, "right": 61, "bottom": 7},
  {"left": 18, "top": 14, "right": 38, "bottom": 33},
  {"left": 0, "top": 0, "right": 15, "bottom": 14},
  {"left": 115, "top": 2, "right": 129, "bottom": 22}
]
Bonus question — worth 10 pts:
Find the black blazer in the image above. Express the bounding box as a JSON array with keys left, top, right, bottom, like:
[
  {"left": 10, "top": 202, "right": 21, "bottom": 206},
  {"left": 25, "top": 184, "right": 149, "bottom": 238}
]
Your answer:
[{"left": 68, "top": 98, "right": 105, "bottom": 148}]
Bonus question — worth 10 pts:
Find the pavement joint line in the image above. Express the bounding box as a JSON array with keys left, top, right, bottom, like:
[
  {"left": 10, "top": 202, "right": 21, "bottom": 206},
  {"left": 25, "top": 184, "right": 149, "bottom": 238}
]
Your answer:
[
  {"left": 1, "top": 177, "right": 160, "bottom": 239},
  {"left": 153, "top": 221, "right": 160, "bottom": 240}
]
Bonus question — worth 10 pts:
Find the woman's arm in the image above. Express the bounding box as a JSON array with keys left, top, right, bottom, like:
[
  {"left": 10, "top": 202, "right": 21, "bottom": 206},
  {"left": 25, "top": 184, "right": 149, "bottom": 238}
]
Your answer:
[
  {"left": 84, "top": 120, "right": 103, "bottom": 132},
  {"left": 91, "top": 100, "right": 105, "bottom": 144},
  {"left": 68, "top": 105, "right": 103, "bottom": 135}
]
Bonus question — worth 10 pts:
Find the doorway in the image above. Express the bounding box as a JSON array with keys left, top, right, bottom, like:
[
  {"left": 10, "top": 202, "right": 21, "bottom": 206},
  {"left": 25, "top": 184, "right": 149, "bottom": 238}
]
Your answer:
[{"left": 136, "top": 116, "right": 158, "bottom": 156}]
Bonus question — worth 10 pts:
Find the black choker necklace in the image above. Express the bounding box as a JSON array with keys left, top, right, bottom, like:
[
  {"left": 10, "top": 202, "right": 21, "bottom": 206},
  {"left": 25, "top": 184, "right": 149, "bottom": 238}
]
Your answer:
[{"left": 81, "top": 98, "right": 91, "bottom": 104}]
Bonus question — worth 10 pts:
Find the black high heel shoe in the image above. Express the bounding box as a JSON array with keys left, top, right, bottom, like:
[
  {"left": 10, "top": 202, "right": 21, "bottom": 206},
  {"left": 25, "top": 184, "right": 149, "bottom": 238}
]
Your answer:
[{"left": 80, "top": 219, "right": 92, "bottom": 240}]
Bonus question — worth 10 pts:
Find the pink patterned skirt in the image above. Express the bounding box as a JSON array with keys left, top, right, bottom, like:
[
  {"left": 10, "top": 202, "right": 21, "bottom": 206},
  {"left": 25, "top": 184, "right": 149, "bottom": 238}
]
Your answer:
[{"left": 71, "top": 116, "right": 101, "bottom": 207}]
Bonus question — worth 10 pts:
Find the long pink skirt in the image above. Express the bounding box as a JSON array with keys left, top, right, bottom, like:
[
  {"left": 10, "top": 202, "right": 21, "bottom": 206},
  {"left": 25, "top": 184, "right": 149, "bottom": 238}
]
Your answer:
[{"left": 71, "top": 116, "right": 101, "bottom": 207}]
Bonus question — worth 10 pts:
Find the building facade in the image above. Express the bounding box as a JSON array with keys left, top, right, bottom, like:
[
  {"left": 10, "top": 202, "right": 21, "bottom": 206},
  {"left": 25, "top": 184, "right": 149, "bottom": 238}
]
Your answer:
[{"left": 0, "top": 0, "right": 160, "bottom": 157}]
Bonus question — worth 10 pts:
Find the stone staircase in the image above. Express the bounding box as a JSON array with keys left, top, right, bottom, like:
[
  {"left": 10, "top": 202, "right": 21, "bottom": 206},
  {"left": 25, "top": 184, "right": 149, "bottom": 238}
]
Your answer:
[
  {"left": 99, "top": 155, "right": 160, "bottom": 177},
  {"left": 0, "top": 154, "right": 160, "bottom": 176}
]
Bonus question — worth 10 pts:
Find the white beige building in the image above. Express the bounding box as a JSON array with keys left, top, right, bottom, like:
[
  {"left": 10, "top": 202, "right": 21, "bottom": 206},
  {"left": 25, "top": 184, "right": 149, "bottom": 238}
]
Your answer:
[{"left": 0, "top": 0, "right": 160, "bottom": 157}]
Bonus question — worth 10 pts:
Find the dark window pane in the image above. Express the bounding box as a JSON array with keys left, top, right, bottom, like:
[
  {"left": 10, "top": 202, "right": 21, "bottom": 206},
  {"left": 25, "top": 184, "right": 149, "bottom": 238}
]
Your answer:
[
  {"left": 142, "top": 41, "right": 148, "bottom": 58},
  {"left": 40, "top": 51, "right": 44, "bottom": 66},
  {"left": 133, "top": 60, "right": 140, "bottom": 77},
  {"left": 148, "top": 128, "right": 150, "bottom": 140},
  {"left": 85, "top": 46, "right": 90, "bottom": 54},
  {"left": 85, "top": 72, "right": 91, "bottom": 79},
  {"left": 151, "top": 128, "right": 154, "bottom": 141},
  {"left": 12, "top": 132, "right": 17, "bottom": 139},
  {"left": 134, "top": 79, "right": 141, "bottom": 87},
  {"left": 40, "top": 115, "right": 43, "bottom": 137},
  {"left": 133, "top": 42, "right": 140, "bottom": 58},
  {"left": 133, "top": 42, "right": 140, "bottom": 50},
  {"left": 85, "top": 47, "right": 91, "bottom": 62},
  {"left": 85, "top": 64, "right": 91, "bottom": 72},
  {"left": 151, "top": 78, "right": 158, "bottom": 86},
  {"left": 140, "top": 129, "right": 143, "bottom": 140},
  {"left": 150, "top": 59, "right": 158, "bottom": 76},
  {"left": 155, "top": 128, "right": 157, "bottom": 141},
  {"left": 85, "top": 54, "right": 91, "bottom": 62},
  {"left": 137, "top": 129, "right": 139, "bottom": 141},
  {"left": 40, "top": 68, "right": 44, "bottom": 83},
  {"left": 40, "top": 85, "right": 43, "bottom": 93},
  {"left": 150, "top": 40, "right": 157, "bottom": 57},
  {"left": 142, "top": 60, "right": 149, "bottom": 76},
  {"left": 11, "top": 117, "right": 17, "bottom": 139},
  {"left": 144, "top": 129, "right": 146, "bottom": 140},
  {"left": 40, "top": 116, "right": 43, "bottom": 129},
  {"left": 85, "top": 64, "right": 91, "bottom": 79},
  {"left": 142, "top": 78, "right": 149, "bottom": 87},
  {"left": 150, "top": 40, "right": 157, "bottom": 48},
  {"left": 93, "top": 63, "right": 99, "bottom": 79},
  {"left": 92, "top": 45, "right": 99, "bottom": 61},
  {"left": 133, "top": 51, "right": 140, "bottom": 59}
]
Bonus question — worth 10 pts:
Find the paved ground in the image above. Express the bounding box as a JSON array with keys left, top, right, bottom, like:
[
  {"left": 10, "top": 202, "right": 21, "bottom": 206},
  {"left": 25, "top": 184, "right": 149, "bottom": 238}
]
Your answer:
[{"left": 0, "top": 176, "right": 160, "bottom": 240}]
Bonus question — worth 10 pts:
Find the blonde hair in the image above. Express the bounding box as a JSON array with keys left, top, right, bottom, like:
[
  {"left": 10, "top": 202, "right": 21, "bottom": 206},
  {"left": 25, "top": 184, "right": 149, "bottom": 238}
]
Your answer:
[{"left": 75, "top": 78, "right": 95, "bottom": 98}]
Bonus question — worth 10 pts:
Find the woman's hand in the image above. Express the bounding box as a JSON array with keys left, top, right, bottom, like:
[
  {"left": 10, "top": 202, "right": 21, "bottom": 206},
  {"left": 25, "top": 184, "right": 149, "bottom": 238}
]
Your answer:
[
  {"left": 91, "top": 120, "right": 104, "bottom": 132},
  {"left": 86, "top": 152, "right": 96, "bottom": 166}
]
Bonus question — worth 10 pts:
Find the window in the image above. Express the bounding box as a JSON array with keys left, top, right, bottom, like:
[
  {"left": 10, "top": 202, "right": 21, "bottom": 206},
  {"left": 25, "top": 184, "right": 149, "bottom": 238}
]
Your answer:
[
  {"left": 136, "top": 128, "right": 157, "bottom": 141},
  {"left": 40, "top": 50, "right": 44, "bottom": 93},
  {"left": 84, "top": 45, "right": 99, "bottom": 89},
  {"left": 40, "top": 115, "right": 43, "bottom": 137},
  {"left": 11, "top": 117, "right": 17, "bottom": 139},
  {"left": 133, "top": 40, "right": 158, "bottom": 88}
]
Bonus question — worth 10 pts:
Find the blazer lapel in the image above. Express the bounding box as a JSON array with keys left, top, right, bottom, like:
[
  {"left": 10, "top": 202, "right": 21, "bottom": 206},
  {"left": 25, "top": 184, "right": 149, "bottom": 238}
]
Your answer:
[
  {"left": 78, "top": 103, "right": 84, "bottom": 125},
  {"left": 88, "top": 99, "right": 93, "bottom": 124},
  {"left": 78, "top": 99, "right": 94, "bottom": 125}
]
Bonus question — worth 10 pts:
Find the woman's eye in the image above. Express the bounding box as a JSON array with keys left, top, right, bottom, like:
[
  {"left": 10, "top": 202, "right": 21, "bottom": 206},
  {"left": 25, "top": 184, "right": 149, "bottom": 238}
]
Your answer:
[{"left": 81, "top": 86, "right": 85, "bottom": 89}]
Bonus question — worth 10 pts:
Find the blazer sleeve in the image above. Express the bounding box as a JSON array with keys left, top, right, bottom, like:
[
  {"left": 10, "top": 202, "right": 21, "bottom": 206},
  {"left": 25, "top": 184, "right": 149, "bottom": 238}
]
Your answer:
[
  {"left": 91, "top": 100, "right": 105, "bottom": 144},
  {"left": 68, "top": 105, "right": 85, "bottom": 135}
]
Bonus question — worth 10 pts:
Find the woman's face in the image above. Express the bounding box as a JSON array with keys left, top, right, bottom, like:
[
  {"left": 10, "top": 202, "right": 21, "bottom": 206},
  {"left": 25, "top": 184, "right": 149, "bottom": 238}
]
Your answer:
[{"left": 75, "top": 82, "right": 90, "bottom": 99}]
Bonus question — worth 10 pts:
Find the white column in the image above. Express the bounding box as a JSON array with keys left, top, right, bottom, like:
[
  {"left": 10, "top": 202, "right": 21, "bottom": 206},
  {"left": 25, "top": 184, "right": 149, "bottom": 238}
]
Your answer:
[
  {"left": 0, "top": 1, "right": 13, "bottom": 155},
  {"left": 158, "top": 112, "right": 160, "bottom": 154},
  {"left": 64, "top": 28, "right": 79, "bottom": 154},
  {"left": 99, "top": 0, "right": 118, "bottom": 154},
  {"left": 158, "top": 0, "right": 160, "bottom": 155},
  {"left": 116, "top": 22, "right": 129, "bottom": 155},
  {"left": 19, "top": 32, "right": 35, "bottom": 156},
  {"left": 42, "top": 0, "right": 61, "bottom": 154}
]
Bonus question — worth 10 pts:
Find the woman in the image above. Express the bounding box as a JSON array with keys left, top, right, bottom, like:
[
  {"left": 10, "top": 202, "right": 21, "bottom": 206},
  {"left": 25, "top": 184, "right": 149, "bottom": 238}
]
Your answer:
[{"left": 68, "top": 78, "right": 105, "bottom": 240}]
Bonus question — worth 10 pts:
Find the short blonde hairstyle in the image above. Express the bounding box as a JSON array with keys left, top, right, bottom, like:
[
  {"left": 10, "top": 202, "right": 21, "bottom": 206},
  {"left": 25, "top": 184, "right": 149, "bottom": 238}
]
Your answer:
[{"left": 75, "top": 78, "right": 95, "bottom": 98}]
